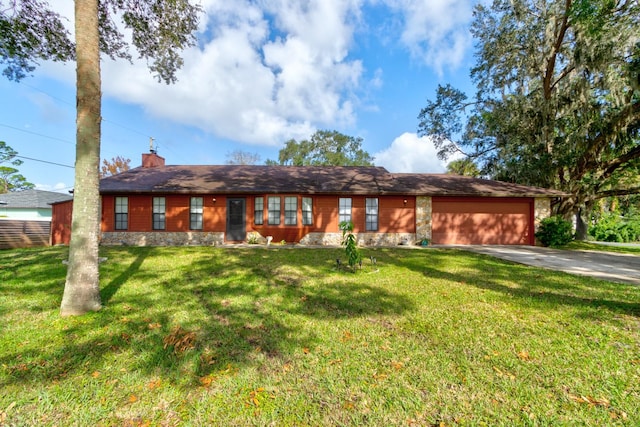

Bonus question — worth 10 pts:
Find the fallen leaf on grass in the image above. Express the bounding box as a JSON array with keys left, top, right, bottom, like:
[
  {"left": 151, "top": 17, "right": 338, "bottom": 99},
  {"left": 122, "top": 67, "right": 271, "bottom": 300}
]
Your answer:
[
  {"left": 567, "top": 393, "right": 610, "bottom": 407},
  {"left": 199, "top": 375, "right": 216, "bottom": 387},
  {"left": 517, "top": 350, "right": 531, "bottom": 361},
  {"left": 341, "top": 331, "right": 353, "bottom": 342},
  {"left": 147, "top": 323, "right": 161, "bottom": 330},
  {"left": 128, "top": 394, "right": 138, "bottom": 403},
  {"left": 246, "top": 388, "right": 273, "bottom": 407},
  {"left": 492, "top": 366, "right": 515, "bottom": 380},
  {"left": 163, "top": 326, "right": 196, "bottom": 353},
  {"left": 302, "top": 347, "right": 310, "bottom": 354},
  {"left": 91, "top": 371, "right": 100, "bottom": 378},
  {"left": 610, "top": 410, "right": 628, "bottom": 420},
  {"left": 391, "top": 361, "right": 404, "bottom": 370},
  {"left": 147, "top": 379, "right": 161, "bottom": 390}
]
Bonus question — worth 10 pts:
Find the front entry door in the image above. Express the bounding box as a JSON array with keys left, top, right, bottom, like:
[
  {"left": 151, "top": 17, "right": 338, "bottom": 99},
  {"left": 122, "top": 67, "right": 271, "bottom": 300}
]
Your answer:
[{"left": 226, "top": 198, "right": 246, "bottom": 242}]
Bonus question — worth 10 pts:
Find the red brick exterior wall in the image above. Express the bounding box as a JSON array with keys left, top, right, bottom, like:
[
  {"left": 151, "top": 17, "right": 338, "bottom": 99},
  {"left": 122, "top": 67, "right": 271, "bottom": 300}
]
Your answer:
[{"left": 99, "top": 194, "right": 416, "bottom": 243}]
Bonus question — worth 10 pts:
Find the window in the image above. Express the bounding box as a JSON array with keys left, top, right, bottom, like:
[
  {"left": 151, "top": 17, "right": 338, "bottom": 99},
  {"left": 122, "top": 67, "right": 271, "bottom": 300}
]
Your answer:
[
  {"left": 254, "top": 197, "right": 264, "bottom": 225},
  {"left": 268, "top": 196, "right": 280, "bottom": 225},
  {"left": 284, "top": 196, "right": 297, "bottom": 225},
  {"left": 302, "top": 197, "right": 313, "bottom": 225},
  {"left": 338, "top": 197, "right": 352, "bottom": 224},
  {"left": 153, "top": 197, "right": 166, "bottom": 230},
  {"left": 190, "top": 197, "right": 203, "bottom": 230},
  {"left": 366, "top": 198, "right": 379, "bottom": 231},
  {"left": 115, "top": 197, "right": 128, "bottom": 230}
]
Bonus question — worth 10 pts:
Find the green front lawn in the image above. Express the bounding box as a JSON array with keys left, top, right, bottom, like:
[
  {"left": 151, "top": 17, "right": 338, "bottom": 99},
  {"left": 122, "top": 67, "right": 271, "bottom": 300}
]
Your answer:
[
  {"left": 1, "top": 246, "right": 638, "bottom": 425},
  {"left": 563, "top": 241, "right": 640, "bottom": 255}
]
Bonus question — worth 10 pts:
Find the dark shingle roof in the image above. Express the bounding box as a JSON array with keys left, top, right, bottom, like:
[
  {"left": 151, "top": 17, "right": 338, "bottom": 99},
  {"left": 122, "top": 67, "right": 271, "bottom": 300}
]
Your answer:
[
  {"left": 0, "top": 189, "right": 73, "bottom": 208},
  {"left": 99, "top": 165, "right": 566, "bottom": 197}
]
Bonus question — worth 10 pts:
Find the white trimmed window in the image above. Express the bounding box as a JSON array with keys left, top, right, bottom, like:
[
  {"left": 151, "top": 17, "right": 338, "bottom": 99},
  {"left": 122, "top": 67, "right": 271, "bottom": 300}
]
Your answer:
[
  {"left": 284, "top": 196, "right": 297, "bottom": 225},
  {"left": 338, "top": 197, "right": 352, "bottom": 224},
  {"left": 365, "top": 198, "right": 378, "bottom": 231},
  {"left": 190, "top": 197, "right": 203, "bottom": 230},
  {"left": 302, "top": 197, "right": 313, "bottom": 225},
  {"left": 153, "top": 197, "right": 166, "bottom": 230},
  {"left": 115, "top": 197, "right": 128, "bottom": 230},
  {"left": 268, "top": 196, "right": 280, "bottom": 225},
  {"left": 254, "top": 196, "right": 264, "bottom": 225}
]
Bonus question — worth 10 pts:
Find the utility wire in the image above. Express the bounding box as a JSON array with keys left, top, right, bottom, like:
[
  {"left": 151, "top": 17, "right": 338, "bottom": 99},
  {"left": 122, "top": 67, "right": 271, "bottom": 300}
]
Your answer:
[
  {"left": 16, "top": 155, "right": 74, "bottom": 169},
  {"left": 0, "top": 123, "right": 74, "bottom": 145},
  {"left": 14, "top": 81, "right": 191, "bottom": 163}
]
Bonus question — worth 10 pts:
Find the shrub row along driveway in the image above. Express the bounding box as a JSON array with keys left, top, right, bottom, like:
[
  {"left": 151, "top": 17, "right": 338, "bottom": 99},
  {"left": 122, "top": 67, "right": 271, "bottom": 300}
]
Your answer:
[{"left": 446, "top": 245, "right": 640, "bottom": 285}]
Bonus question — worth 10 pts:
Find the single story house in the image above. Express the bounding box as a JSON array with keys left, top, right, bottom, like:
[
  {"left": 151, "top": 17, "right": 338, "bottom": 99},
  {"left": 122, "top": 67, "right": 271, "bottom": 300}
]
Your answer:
[
  {"left": 0, "top": 189, "right": 72, "bottom": 221},
  {"left": 51, "top": 152, "right": 565, "bottom": 247}
]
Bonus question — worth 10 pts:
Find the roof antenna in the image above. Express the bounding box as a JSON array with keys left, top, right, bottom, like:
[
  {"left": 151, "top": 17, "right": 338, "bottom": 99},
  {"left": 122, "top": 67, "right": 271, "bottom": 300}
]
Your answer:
[{"left": 149, "top": 137, "right": 156, "bottom": 154}]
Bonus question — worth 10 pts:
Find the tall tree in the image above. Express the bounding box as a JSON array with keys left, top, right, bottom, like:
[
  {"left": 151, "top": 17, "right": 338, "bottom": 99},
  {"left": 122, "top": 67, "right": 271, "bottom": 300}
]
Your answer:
[
  {"left": 418, "top": 0, "right": 640, "bottom": 234},
  {"left": 1, "top": 1, "right": 201, "bottom": 315},
  {"left": 225, "top": 150, "right": 261, "bottom": 165},
  {"left": 268, "top": 130, "right": 374, "bottom": 166},
  {"left": 446, "top": 158, "right": 481, "bottom": 177},
  {"left": 100, "top": 156, "right": 131, "bottom": 177},
  {"left": 0, "top": 141, "right": 35, "bottom": 193}
]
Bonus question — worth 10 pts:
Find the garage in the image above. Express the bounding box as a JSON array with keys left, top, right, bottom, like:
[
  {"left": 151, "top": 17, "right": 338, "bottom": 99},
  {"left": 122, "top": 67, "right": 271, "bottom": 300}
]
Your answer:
[{"left": 431, "top": 197, "right": 534, "bottom": 245}]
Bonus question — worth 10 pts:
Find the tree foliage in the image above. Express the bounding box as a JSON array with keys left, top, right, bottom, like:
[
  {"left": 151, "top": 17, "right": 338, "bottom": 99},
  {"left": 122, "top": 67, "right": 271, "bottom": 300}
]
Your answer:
[
  {"left": 418, "top": 0, "right": 640, "bottom": 222},
  {"left": 0, "top": 141, "right": 34, "bottom": 193},
  {"left": 1, "top": 0, "right": 202, "bottom": 315},
  {"left": 100, "top": 155, "right": 131, "bottom": 177},
  {"left": 269, "top": 130, "right": 374, "bottom": 166},
  {"left": 225, "top": 150, "right": 261, "bottom": 165},
  {"left": 446, "top": 158, "right": 481, "bottom": 177}
]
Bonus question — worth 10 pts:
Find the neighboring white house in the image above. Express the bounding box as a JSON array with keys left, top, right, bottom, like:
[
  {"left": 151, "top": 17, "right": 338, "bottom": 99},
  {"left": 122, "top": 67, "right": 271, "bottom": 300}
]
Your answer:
[{"left": 0, "top": 189, "right": 73, "bottom": 221}]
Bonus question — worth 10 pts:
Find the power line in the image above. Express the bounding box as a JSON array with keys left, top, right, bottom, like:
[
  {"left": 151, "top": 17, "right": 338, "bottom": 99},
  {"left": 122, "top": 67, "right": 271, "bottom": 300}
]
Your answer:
[
  {"left": 12, "top": 81, "right": 194, "bottom": 164},
  {"left": 16, "top": 155, "right": 74, "bottom": 169},
  {"left": 0, "top": 123, "right": 74, "bottom": 145}
]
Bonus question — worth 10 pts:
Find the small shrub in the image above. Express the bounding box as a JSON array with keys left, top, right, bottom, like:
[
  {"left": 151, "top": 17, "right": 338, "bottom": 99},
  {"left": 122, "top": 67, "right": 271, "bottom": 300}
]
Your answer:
[
  {"left": 339, "top": 220, "right": 361, "bottom": 271},
  {"left": 246, "top": 232, "right": 261, "bottom": 244},
  {"left": 589, "top": 213, "right": 640, "bottom": 243},
  {"left": 536, "top": 216, "right": 574, "bottom": 247}
]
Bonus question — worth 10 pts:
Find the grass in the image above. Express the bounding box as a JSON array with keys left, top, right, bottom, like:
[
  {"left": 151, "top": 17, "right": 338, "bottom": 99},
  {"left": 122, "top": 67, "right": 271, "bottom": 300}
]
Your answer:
[
  {"left": 563, "top": 241, "right": 640, "bottom": 255},
  {"left": 0, "top": 246, "right": 638, "bottom": 426}
]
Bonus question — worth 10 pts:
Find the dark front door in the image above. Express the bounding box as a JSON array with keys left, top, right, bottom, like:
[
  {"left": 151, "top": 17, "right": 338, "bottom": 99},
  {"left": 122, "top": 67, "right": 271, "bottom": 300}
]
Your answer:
[{"left": 226, "top": 198, "right": 246, "bottom": 241}]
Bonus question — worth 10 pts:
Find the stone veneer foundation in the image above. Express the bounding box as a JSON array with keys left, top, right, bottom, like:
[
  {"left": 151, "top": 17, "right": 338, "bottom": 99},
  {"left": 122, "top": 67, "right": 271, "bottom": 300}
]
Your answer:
[
  {"left": 101, "top": 231, "right": 224, "bottom": 246},
  {"left": 299, "top": 232, "right": 416, "bottom": 247}
]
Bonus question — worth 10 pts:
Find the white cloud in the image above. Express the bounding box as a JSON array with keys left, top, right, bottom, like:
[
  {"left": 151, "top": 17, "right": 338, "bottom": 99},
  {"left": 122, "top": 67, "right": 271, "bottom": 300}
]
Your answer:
[
  {"left": 39, "top": 0, "right": 474, "bottom": 147},
  {"left": 95, "top": 0, "right": 365, "bottom": 146},
  {"left": 35, "top": 182, "right": 69, "bottom": 193},
  {"left": 374, "top": 133, "right": 446, "bottom": 173},
  {"left": 380, "top": 0, "right": 474, "bottom": 74}
]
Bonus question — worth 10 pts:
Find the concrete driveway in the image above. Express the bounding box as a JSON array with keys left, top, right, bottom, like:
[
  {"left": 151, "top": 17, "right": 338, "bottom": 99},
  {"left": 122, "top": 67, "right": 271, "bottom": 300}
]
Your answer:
[{"left": 443, "top": 245, "right": 640, "bottom": 285}]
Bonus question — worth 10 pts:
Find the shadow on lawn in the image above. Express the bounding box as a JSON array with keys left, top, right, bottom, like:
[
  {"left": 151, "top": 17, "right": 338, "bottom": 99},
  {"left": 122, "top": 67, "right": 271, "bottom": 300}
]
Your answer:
[
  {"left": 0, "top": 247, "right": 414, "bottom": 389},
  {"left": 392, "top": 248, "right": 640, "bottom": 318}
]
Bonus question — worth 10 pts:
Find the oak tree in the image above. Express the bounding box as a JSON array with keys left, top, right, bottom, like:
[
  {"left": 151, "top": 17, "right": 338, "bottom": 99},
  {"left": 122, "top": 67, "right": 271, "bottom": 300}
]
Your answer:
[
  {"left": 269, "top": 130, "right": 374, "bottom": 166},
  {"left": 418, "top": 0, "right": 640, "bottom": 235}
]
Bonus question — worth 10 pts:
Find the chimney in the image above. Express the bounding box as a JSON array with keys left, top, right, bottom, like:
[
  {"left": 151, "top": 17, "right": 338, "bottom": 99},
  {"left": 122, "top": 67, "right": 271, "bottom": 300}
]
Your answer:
[{"left": 142, "top": 151, "right": 165, "bottom": 168}]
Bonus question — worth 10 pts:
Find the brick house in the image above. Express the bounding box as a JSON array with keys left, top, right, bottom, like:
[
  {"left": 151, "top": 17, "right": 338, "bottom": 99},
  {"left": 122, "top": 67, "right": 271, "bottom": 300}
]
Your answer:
[{"left": 51, "top": 152, "right": 564, "bottom": 246}]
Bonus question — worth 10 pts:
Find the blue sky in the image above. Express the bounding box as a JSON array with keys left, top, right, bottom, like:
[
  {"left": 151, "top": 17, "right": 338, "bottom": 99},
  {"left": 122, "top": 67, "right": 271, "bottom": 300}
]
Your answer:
[{"left": 1, "top": 0, "right": 480, "bottom": 193}]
